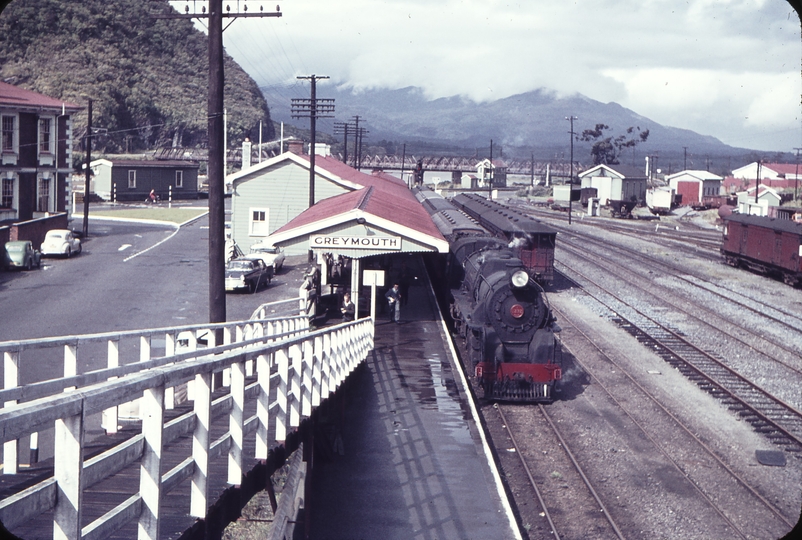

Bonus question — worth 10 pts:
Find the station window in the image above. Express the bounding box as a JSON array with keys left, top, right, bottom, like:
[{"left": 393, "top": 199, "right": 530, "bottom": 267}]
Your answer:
[
  {"left": 128, "top": 170, "right": 136, "bottom": 188},
  {"left": 175, "top": 170, "right": 183, "bottom": 188},
  {"left": 39, "top": 118, "right": 52, "bottom": 153},
  {"left": 1, "top": 177, "right": 13, "bottom": 208},
  {"left": 37, "top": 177, "right": 50, "bottom": 213},
  {"left": 250, "top": 208, "right": 269, "bottom": 236},
  {"left": 2, "top": 116, "right": 14, "bottom": 152}
]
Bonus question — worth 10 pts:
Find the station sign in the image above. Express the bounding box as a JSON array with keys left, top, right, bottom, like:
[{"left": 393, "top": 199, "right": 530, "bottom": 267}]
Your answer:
[{"left": 310, "top": 234, "right": 402, "bottom": 250}]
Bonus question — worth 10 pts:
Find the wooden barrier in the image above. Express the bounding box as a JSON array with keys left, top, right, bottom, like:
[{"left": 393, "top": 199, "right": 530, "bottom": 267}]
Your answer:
[{"left": 0, "top": 314, "right": 374, "bottom": 540}]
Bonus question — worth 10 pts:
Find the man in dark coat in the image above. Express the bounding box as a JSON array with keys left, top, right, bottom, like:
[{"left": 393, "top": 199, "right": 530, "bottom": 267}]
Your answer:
[{"left": 385, "top": 283, "right": 402, "bottom": 323}]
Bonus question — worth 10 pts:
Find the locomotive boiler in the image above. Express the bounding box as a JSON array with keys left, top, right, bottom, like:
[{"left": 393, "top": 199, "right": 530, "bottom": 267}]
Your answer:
[{"left": 416, "top": 188, "right": 561, "bottom": 401}]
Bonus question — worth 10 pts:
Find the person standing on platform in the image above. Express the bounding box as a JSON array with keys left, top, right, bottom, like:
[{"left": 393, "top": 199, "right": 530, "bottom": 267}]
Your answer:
[
  {"left": 385, "top": 283, "right": 402, "bottom": 323},
  {"left": 341, "top": 292, "right": 355, "bottom": 322}
]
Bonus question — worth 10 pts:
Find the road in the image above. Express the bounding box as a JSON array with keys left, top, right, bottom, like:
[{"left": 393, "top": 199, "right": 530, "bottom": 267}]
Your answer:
[
  {"left": 0, "top": 213, "right": 303, "bottom": 381},
  {"left": 0, "top": 212, "right": 307, "bottom": 460}
]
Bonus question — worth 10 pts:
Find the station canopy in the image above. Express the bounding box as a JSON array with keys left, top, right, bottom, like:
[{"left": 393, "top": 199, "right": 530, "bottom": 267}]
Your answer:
[{"left": 264, "top": 184, "right": 449, "bottom": 259}]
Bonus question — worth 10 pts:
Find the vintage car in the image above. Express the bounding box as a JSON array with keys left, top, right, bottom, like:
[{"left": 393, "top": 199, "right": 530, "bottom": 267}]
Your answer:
[
  {"left": 4, "top": 240, "right": 41, "bottom": 270},
  {"left": 41, "top": 229, "right": 82, "bottom": 257},
  {"left": 249, "top": 243, "right": 285, "bottom": 272},
  {"left": 225, "top": 256, "right": 273, "bottom": 293}
]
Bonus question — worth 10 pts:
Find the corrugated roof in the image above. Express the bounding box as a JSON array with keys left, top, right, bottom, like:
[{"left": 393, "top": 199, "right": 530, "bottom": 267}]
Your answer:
[
  {"left": 273, "top": 183, "right": 445, "bottom": 243},
  {"left": 580, "top": 163, "right": 647, "bottom": 179},
  {"left": 667, "top": 170, "right": 723, "bottom": 181},
  {"left": 725, "top": 213, "right": 802, "bottom": 234},
  {"left": 94, "top": 159, "right": 199, "bottom": 168},
  {"left": 0, "top": 81, "right": 81, "bottom": 112}
]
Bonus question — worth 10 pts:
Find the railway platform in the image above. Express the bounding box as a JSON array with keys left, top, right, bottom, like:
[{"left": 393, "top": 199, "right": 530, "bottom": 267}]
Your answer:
[{"left": 307, "top": 256, "right": 518, "bottom": 539}]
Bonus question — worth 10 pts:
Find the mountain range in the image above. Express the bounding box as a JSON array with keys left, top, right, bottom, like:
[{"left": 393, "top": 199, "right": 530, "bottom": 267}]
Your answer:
[{"left": 269, "top": 85, "right": 778, "bottom": 173}]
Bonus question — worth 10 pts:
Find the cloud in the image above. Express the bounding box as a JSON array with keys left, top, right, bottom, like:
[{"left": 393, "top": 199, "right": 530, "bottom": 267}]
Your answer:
[{"left": 216, "top": 0, "right": 801, "bottom": 150}]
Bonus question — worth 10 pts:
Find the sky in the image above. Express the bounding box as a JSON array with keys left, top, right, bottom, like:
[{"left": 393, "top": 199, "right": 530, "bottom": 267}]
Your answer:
[{"left": 183, "top": 0, "right": 801, "bottom": 152}]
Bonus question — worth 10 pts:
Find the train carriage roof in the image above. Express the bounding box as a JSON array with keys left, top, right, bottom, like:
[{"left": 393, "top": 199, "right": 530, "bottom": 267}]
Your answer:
[
  {"left": 452, "top": 193, "right": 557, "bottom": 237},
  {"left": 725, "top": 213, "right": 802, "bottom": 235}
]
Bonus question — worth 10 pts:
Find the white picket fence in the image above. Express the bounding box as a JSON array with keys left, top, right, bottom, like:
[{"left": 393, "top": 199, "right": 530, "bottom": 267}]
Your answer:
[{"left": 0, "top": 302, "right": 374, "bottom": 540}]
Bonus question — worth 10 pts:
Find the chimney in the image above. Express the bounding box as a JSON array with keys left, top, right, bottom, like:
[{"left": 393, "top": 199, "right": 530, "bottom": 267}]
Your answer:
[
  {"left": 287, "top": 140, "right": 305, "bottom": 155},
  {"left": 242, "top": 138, "right": 252, "bottom": 169}
]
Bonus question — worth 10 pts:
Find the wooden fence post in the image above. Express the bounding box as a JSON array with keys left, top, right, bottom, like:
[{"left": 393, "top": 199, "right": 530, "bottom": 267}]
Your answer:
[
  {"left": 228, "top": 359, "right": 245, "bottom": 485},
  {"left": 53, "top": 405, "right": 84, "bottom": 540},
  {"left": 301, "top": 340, "right": 313, "bottom": 418},
  {"left": 102, "top": 338, "right": 119, "bottom": 434},
  {"left": 190, "top": 372, "right": 211, "bottom": 518},
  {"left": 3, "top": 350, "right": 19, "bottom": 474},
  {"left": 289, "top": 344, "right": 302, "bottom": 428},
  {"left": 138, "top": 385, "right": 165, "bottom": 540},
  {"left": 255, "top": 353, "right": 271, "bottom": 460},
  {"left": 276, "top": 348, "right": 289, "bottom": 443}
]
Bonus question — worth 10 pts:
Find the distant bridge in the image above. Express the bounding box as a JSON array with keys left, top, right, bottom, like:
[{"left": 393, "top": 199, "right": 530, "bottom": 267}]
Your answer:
[
  {"left": 356, "top": 155, "right": 582, "bottom": 178},
  {"left": 155, "top": 146, "right": 583, "bottom": 179}
]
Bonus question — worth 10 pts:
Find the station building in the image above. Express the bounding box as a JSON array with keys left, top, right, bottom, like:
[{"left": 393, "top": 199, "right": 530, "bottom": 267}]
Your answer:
[
  {"left": 227, "top": 141, "right": 448, "bottom": 314},
  {"left": 666, "top": 170, "right": 723, "bottom": 205},
  {"left": 578, "top": 163, "right": 647, "bottom": 204}
]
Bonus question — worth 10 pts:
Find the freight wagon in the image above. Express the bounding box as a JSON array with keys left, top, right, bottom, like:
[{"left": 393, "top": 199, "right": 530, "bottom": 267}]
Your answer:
[{"left": 721, "top": 213, "right": 802, "bottom": 286}]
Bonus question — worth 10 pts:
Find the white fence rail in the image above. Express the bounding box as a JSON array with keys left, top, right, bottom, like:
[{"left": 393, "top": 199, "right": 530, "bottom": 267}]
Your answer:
[{"left": 0, "top": 311, "right": 374, "bottom": 540}]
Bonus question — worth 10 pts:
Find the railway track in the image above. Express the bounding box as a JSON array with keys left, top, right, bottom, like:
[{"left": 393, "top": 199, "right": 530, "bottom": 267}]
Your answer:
[
  {"left": 519, "top": 203, "right": 723, "bottom": 255},
  {"left": 548, "top": 217, "right": 802, "bottom": 337},
  {"left": 551, "top": 306, "right": 796, "bottom": 537},
  {"left": 555, "top": 260, "right": 802, "bottom": 455},
  {"left": 519, "top": 203, "right": 802, "bottom": 328},
  {"left": 488, "top": 402, "right": 625, "bottom": 540},
  {"left": 556, "top": 237, "right": 802, "bottom": 370}
]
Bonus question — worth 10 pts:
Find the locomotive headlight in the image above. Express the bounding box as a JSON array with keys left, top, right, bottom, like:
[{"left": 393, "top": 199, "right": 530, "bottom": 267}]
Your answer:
[{"left": 510, "top": 270, "right": 529, "bottom": 288}]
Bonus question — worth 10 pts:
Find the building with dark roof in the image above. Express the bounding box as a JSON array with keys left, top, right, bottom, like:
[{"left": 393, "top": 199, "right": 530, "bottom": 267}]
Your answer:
[
  {"left": 578, "top": 163, "right": 648, "bottom": 204},
  {"left": 0, "top": 81, "right": 81, "bottom": 223},
  {"left": 88, "top": 159, "right": 200, "bottom": 202}
]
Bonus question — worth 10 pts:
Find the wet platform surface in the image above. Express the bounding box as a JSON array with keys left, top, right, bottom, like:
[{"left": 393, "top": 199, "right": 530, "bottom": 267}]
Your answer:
[{"left": 308, "top": 256, "right": 517, "bottom": 540}]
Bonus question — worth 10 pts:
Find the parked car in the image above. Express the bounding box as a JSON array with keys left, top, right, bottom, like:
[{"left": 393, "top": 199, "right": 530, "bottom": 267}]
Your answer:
[
  {"left": 4, "top": 240, "right": 41, "bottom": 270},
  {"left": 225, "top": 256, "right": 273, "bottom": 293},
  {"left": 41, "top": 229, "right": 82, "bottom": 257},
  {"left": 249, "top": 243, "right": 285, "bottom": 272}
]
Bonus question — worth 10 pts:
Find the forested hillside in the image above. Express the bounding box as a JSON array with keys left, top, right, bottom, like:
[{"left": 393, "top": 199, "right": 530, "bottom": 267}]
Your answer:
[{"left": 0, "top": 0, "right": 273, "bottom": 157}]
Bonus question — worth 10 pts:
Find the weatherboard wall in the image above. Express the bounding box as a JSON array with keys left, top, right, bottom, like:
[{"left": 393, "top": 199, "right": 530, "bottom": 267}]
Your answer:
[{"left": 230, "top": 160, "right": 351, "bottom": 253}]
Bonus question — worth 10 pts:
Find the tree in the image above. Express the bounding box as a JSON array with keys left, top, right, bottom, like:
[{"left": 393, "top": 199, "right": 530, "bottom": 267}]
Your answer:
[{"left": 579, "top": 124, "right": 649, "bottom": 165}]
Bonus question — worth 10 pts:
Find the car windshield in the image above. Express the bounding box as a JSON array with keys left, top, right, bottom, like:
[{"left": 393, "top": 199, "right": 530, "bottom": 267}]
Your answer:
[
  {"left": 252, "top": 246, "right": 279, "bottom": 254},
  {"left": 47, "top": 232, "right": 65, "bottom": 239},
  {"left": 6, "top": 244, "right": 23, "bottom": 252},
  {"left": 228, "top": 260, "right": 253, "bottom": 270}
]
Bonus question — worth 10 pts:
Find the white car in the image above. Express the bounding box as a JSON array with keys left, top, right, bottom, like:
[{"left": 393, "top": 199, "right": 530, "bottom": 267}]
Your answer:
[
  {"left": 249, "top": 244, "right": 285, "bottom": 272},
  {"left": 41, "top": 229, "right": 82, "bottom": 257}
]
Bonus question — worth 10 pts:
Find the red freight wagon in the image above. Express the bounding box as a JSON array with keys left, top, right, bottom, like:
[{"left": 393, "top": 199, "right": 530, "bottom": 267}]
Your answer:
[{"left": 722, "top": 213, "right": 802, "bottom": 286}]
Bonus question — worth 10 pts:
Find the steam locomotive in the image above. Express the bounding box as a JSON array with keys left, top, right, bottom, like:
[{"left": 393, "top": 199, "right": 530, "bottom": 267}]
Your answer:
[{"left": 416, "top": 187, "right": 562, "bottom": 401}]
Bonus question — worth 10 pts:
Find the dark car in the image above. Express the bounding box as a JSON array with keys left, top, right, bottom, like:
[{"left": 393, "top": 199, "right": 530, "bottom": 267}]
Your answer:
[
  {"left": 4, "top": 240, "right": 41, "bottom": 271},
  {"left": 225, "top": 256, "right": 273, "bottom": 293}
]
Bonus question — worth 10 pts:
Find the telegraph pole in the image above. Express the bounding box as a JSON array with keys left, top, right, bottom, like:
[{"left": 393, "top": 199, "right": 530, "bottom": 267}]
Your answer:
[
  {"left": 566, "top": 116, "right": 577, "bottom": 225},
  {"left": 401, "top": 143, "right": 407, "bottom": 188},
  {"left": 488, "top": 139, "right": 493, "bottom": 199},
  {"left": 153, "top": 1, "right": 282, "bottom": 326},
  {"left": 683, "top": 146, "right": 688, "bottom": 170},
  {"left": 333, "top": 121, "right": 352, "bottom": 165},
  {"left": 82, "top": 98, "right": 92, "bottom": 239},
  {"left": 292, "top": 76, "right": 334, "bottom": 208},
  {"left": 794, "top": 148, "right": 801, "bottom": 202},
  {"left": 756, "top": 160, "right": 762, "bottom": 204}
]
